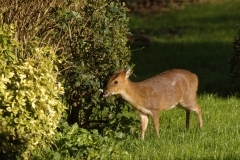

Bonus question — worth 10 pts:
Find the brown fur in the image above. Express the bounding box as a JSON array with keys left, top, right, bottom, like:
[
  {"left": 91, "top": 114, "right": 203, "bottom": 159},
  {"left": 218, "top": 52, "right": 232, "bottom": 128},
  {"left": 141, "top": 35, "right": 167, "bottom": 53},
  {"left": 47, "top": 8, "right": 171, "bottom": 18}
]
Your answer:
[{"left": 103, "top": 69, "right": 203, "bottom": 139}]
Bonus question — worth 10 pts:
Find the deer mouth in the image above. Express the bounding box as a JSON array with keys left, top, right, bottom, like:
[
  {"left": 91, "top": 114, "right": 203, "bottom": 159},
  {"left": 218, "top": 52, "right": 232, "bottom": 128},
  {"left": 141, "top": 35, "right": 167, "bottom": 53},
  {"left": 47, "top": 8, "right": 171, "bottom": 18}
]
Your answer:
[
  {"left": 103, "top": 90, "right": 116, "bottom": 98},
  {"left": 103, "top": 90, "right": 110, "bottom": 98},
  {"left": 103, "top": 91, "right": 114, "bottom": 98},
  {"left": 103, "top": 93, "right": 109, "bottom": 98}
]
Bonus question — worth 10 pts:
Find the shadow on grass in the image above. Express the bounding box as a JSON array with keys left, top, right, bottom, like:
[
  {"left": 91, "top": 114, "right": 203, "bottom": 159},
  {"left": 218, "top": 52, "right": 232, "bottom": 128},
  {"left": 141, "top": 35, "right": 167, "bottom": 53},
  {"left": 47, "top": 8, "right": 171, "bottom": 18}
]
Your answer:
[{"left": 129, "top": 41, "right": 239, "bottom": 97}]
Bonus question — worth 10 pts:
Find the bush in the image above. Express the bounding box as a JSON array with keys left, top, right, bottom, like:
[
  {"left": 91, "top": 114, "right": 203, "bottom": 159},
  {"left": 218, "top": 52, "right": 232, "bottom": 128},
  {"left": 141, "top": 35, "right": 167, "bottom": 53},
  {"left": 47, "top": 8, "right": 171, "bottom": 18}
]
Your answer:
[
  {"left": 0, "top": 0, "right": 132, "bottom": 158},
  {"left": 32, "top": 122, "right": 130, "bottom": 159},
  {"left": 1, "top": 0, "right": 132, "bottom": 129},
  {"left": 229, "top": 25, "right": 240, "bottom": 78},
  {"left": 53, "top": 0, "right": 132, "bottom": 128},
  {"left": 230, "top": 27, "right": 240, "bottom": 77},
  {"left": 0, "top": 23, "right": 65, "bottom": 159}
]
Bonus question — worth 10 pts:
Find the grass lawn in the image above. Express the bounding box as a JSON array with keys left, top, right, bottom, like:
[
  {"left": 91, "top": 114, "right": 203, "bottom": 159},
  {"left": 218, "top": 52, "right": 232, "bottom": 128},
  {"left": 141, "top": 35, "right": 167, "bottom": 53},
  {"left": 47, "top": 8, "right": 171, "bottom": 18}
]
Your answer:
[
  {"left": 118, "top": 95, "right": 240, "bottom": 159},
  {"left": 115, "top": 1, "right": 240, "bottom": 159}
]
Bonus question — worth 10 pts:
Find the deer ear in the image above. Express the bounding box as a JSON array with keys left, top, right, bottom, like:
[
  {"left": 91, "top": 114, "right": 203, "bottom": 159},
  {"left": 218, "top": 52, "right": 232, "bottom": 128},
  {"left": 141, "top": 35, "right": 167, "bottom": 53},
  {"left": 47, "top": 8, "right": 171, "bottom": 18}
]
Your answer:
[{"left": 126, "top": 69, "right": 131, "bottom": 79}]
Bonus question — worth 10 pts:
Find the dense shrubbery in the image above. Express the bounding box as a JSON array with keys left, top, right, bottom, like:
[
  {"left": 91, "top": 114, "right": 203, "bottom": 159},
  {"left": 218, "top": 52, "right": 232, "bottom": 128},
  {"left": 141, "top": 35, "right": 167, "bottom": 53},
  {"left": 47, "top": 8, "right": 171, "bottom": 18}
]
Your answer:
[
  {"left": 229, "top": 26, "right": 240, "bottom": 91},
  {"left": 54, "top": 0, "right": 132, "bottom": 127},
  {"left": 32, "top": 121, "right": 132, "bottom": 159},
  {"left": 0, "top": 0, "right": 132, "bottom": 159},
  {"left": 0, "top": 23, "right": 65, "bottom": 159},
  {"left": 1, "top": 0, "right": 131, "bottom": 127},
  {"left": 229, "top": 26, "right": 240, "bottom": 78},
  {"left": 120, "top": 0, "right": 199, "bottom": 12}
]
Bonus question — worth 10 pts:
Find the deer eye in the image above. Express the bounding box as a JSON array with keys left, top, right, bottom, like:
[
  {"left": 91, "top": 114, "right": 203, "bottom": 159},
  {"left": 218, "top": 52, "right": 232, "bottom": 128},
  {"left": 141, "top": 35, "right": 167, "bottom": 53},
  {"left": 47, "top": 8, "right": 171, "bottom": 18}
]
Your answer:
[{"left": 114, "top": 81, "right": 118, "bottom": 85}]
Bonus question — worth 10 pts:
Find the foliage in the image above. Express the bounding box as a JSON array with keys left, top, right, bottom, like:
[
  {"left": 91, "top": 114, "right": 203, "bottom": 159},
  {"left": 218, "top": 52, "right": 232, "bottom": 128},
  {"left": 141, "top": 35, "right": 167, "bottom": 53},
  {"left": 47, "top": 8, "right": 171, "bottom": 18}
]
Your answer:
[
  {"left": 0, "top": 0, "right": 66, "bottom": 52},
  {"left": 0, "top": 0, "right": 132, "bottom": 158},
  {"left": 1, "top": 0, "right": 132, "bottom": 128},
  {"left": 32, "top": 121, "right": 130, "bottom": 160},
  {"left": 119, "top": 0, "right": 198, "bottom": 13},
  {"left": 0, "top": 23, "right": 65, "bottom": 159},
  {"left": 229, "top": 25, "right": 240, "bottom": 78},
  {"left": 30, "top": 107, "right": 139, "bottom": 159},
  {"left": 53, "top": 0, "right": 132, "bottom": 127}
]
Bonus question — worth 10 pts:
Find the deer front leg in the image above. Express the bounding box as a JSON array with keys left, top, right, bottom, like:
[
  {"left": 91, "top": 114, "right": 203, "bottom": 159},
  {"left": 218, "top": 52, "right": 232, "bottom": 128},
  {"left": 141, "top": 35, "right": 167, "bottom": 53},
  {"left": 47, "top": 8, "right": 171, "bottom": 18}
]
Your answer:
[
  {"left": 186, "top": 109, "right": 190, "bottom": 129},
  {"left": 139, "top": 113, "right": 149, "bottom": 140}
]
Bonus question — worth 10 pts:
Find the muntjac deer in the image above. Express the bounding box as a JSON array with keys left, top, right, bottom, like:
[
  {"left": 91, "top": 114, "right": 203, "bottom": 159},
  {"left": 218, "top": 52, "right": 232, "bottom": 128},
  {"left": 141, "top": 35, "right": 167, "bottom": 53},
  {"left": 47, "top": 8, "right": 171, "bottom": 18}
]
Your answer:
[{"left": 103, "top": 69, "right": 203, "bottom": 139}]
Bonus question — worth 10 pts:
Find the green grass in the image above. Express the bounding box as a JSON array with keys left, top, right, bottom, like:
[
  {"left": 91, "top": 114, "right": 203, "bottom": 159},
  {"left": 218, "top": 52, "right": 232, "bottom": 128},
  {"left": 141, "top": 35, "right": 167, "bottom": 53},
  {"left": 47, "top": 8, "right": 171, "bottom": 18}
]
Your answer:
[
  {"left": 114, "top": 1, "right": 240, "bottom": 159},
  {"left": 118, "top": 95, "right": 240, "bottom": 159}
]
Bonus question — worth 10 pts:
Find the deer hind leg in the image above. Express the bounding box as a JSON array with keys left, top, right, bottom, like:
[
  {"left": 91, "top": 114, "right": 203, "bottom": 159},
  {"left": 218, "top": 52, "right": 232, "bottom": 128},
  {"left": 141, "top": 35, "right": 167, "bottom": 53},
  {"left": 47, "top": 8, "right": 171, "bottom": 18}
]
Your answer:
[
  {"left": 151, "top": 111, "right": 160, "bottom": 138},
  {"left": 193, "top": 103, "right": 203, "bottom": 128},
  {"left": 185, "top": 109, "right": 190, "bottom": 129},
  {"left": 180, "top": 101, "right": 203, "bottom": 129},
  {"left": 139, "top": 113, "right": 149, "bottom": 140}
]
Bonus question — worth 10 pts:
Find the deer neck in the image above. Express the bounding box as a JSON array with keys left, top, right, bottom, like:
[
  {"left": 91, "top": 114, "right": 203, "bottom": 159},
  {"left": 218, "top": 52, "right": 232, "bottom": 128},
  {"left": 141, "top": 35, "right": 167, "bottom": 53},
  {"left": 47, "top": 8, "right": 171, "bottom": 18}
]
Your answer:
[{"left": 120, "top": 80, "right": 142, "bottom": 105}]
